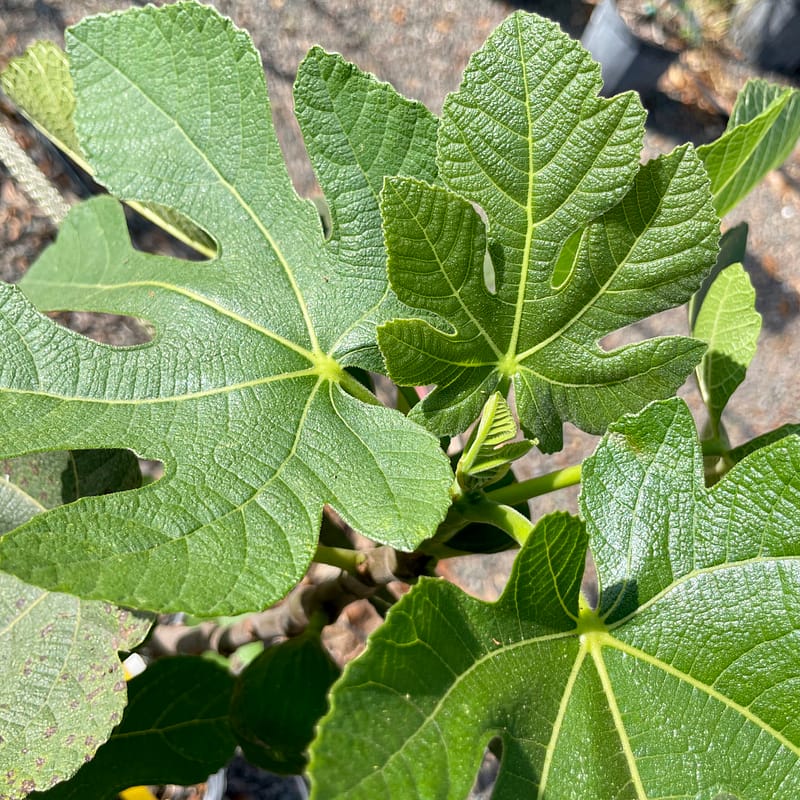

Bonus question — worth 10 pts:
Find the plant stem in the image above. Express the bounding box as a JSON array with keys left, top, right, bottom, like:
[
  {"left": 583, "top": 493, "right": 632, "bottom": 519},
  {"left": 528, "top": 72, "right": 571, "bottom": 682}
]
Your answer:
[
  {"left": 146, "top": 546, "right": 433, "bottom": 658},
  {"left": 484, "top": 463, "right": 582, "bottom": 506},
  {"left": 337, "top": 369, "right": 382, "bottom": 406},
  {"left": 456, "top": 497, "right": 534, "bottom": 546},
  {"left": 314, "top": 544, "right": 365, "bottom": 572}
]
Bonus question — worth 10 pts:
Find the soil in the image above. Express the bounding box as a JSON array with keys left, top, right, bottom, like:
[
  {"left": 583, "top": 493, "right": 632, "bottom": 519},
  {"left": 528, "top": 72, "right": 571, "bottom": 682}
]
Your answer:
[{"left": 1, "top": 1, "right": 799, "bottom": 797}]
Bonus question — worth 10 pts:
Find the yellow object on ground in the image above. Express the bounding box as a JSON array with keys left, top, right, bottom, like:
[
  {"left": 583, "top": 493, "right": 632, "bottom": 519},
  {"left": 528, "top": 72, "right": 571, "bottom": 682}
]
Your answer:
[{"left": 119, "top": 655, "right": 154, "bottom": 799}]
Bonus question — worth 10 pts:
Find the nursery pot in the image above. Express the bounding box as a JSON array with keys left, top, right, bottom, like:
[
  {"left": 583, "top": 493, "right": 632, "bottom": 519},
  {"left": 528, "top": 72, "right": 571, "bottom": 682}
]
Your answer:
[
  {"left": 581, "top": 0, "right": 677, "bottom": 97},
  {"left": 731, "top": 0, "right": 800, "bottom": 74}
]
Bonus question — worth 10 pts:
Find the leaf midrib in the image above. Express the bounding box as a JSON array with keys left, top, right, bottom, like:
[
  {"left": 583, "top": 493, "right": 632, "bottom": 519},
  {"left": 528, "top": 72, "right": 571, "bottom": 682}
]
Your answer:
[
  {"left": 537, "top": 644, "right": 587, "bottom": 798},
  {"left": 312, "top": 56, "right": 393, "bottom": 356},
  {"left": 73, "top": 32, "right": 321, "bottom": 353},
  {"left": 590, "top": 637, "right": 648, "bottom": 799},
  {"left": 514, "top": 342, "right": 693, "bottom": 389},
  {"left": 599, "top": 632, "right": 800, "bottom": 759},
  {"left": 0, "top": 589, "right": 49, "bottom": 638},
  {"left": 22, "top": 277, "right": 314, "bottom": 359},
  {"left": 111, "top": 713, "right": 231, "bottom": 741},
  {"left": 6, "top": 370, "right": 317, "bottom": 405},
  {"left": 505, "top": 13, "right": 537, "bottom": 359}
]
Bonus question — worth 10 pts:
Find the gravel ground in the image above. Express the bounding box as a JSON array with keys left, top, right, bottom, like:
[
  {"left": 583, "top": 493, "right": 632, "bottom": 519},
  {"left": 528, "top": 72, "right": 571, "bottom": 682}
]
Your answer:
[{"left": 1, "top": 1, "right": 798, "bottom": 797}]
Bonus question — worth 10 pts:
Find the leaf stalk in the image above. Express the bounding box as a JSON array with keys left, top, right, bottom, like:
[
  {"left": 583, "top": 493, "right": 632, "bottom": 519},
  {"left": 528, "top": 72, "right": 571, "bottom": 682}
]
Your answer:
[
  {"left": 484, "top": 463, "right": 582, "bottom": 506},
  {"left": 454, "top": 495, "right": 534, "bottom": 546}
]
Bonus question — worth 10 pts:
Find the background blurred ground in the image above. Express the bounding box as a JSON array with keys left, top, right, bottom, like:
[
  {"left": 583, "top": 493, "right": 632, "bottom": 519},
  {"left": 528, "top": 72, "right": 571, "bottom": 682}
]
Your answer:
[{"left": 1, "top": 1, "right": 799, "bottom": 797}]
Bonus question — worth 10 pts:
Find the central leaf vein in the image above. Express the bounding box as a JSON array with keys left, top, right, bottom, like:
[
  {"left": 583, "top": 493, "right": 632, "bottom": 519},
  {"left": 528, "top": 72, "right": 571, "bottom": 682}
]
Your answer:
[
  {"left": 77, "top": 36, "right": 321, "bottom": 353},
  {"left": 590, "top": 639, "right": 649, "bottom": 799},
  {"left": 506, "top": 12, "right": 537, "bottom": 358},
  {"left": 601, "top": 633, "right": 800, "bottom": 759}
]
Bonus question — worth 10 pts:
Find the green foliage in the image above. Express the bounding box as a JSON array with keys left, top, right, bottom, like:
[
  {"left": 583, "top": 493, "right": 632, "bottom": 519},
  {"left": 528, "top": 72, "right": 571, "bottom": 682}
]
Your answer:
[
  {"left": 455, "top": 392, "right": 534, "bottom": 491},
  {"left": 1, "top": 3, "right": 799, "bottom": 799},
  {"left": 698, "top": 79, "right": 800, "bottom": 216},
  {"left": 0, "top": 39, "right": 215, "bottom": 257},
  {"left": 0, "top": 2, "right": 453, "bottom": 616},
  {"left": 0, "top": 451, "right": 150, "bottom": 799},
  {"left": 309, "top": 400, "right": 800, "bottom": 798},
  {"left": 28, "top": 657, "right": 237, "bottom": 799},
  {"left": 689, "top": 224, "right": 761, "bottom": 439},
  {"left": 231, "top": 628, "right": 340, "bottom": 774},
  {"left": 378, "top": 13, "right": 719, "bottom": 452}
]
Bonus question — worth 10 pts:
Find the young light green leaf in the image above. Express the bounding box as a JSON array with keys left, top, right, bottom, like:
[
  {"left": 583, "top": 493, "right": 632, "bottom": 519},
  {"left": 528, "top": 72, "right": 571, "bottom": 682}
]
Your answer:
[
  {"left": 27, "top": 657, "right": 237, "bottom": 799},
  {"left": 690, "top": 261, "right": 761, "bottom": 434},
  {"left": 697, "top": 78, "right": 800, "bottom": 217},
  {"left": 0, "top": 40, "right": 216, "bottom": 258},
  {"left": 0, "top": 452, "right": 150, "bottom": 800},
  {"left": 456, "top": 392, "right": 534, "bottom": 490},
  {"left": 689, "top": 221, "right": 748, "bottom": 325},
  {"left": 378, "top": 12, "right": 718, "bottom": 451},
  {"left": 309, "top": 398, "right": 800, "bottom": 798},
  {"left": 0, "top": 3, "right": 452, "bottom": 616},
  {"left": 1, "top": 41, "right": 81, "bottom": 160}
]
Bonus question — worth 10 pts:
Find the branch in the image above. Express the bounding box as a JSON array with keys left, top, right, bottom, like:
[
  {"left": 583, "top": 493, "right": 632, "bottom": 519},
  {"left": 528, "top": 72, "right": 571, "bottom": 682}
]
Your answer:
[{"left": 146, "top": 546, "right": 433, "bottom": 657}]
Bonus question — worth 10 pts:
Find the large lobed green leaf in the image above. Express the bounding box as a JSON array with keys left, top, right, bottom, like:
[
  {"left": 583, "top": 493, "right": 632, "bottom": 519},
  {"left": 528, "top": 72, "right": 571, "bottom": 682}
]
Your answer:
[
  {"left": 0, "top": 451, "right": 150, "bottom": 799},
  {"left": 309, "top": 398, "right": 800, "bottom": 798},
  {"left": 378, "top": 12, "right": 719, "bottom": 452},
  {"left": 0, "top": 2, "right": 452, "bottom": 616}
]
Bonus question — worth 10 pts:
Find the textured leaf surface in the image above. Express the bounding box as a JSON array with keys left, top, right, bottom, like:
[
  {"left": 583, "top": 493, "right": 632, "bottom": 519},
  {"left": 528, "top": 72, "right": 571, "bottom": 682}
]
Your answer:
[
  {"left": 697, "top": 79, "right": 800, "bottom": 216},
  {"left": 378, "top": 12, "right": 718, "bottom": 451},
  {"left": 0, "top": 3, "right": 452, "bottom": 615},
  {"left": 3, "top": 450, "right": 142, "bottom": 511},
  {"left": 309, "top": 399, "right": 800, "bottom": 798},
  {"left": 0, "top": 452, "right": 150, "bottom": 800},
  {"left": 28, "top": 657, "right": 237, "bottom": 799},
  {"left": 0, "top": 39, "right": 215, "bottom": 257},
  {"left": 691, "top": 261, "right": 760, "bottom": 432}
]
